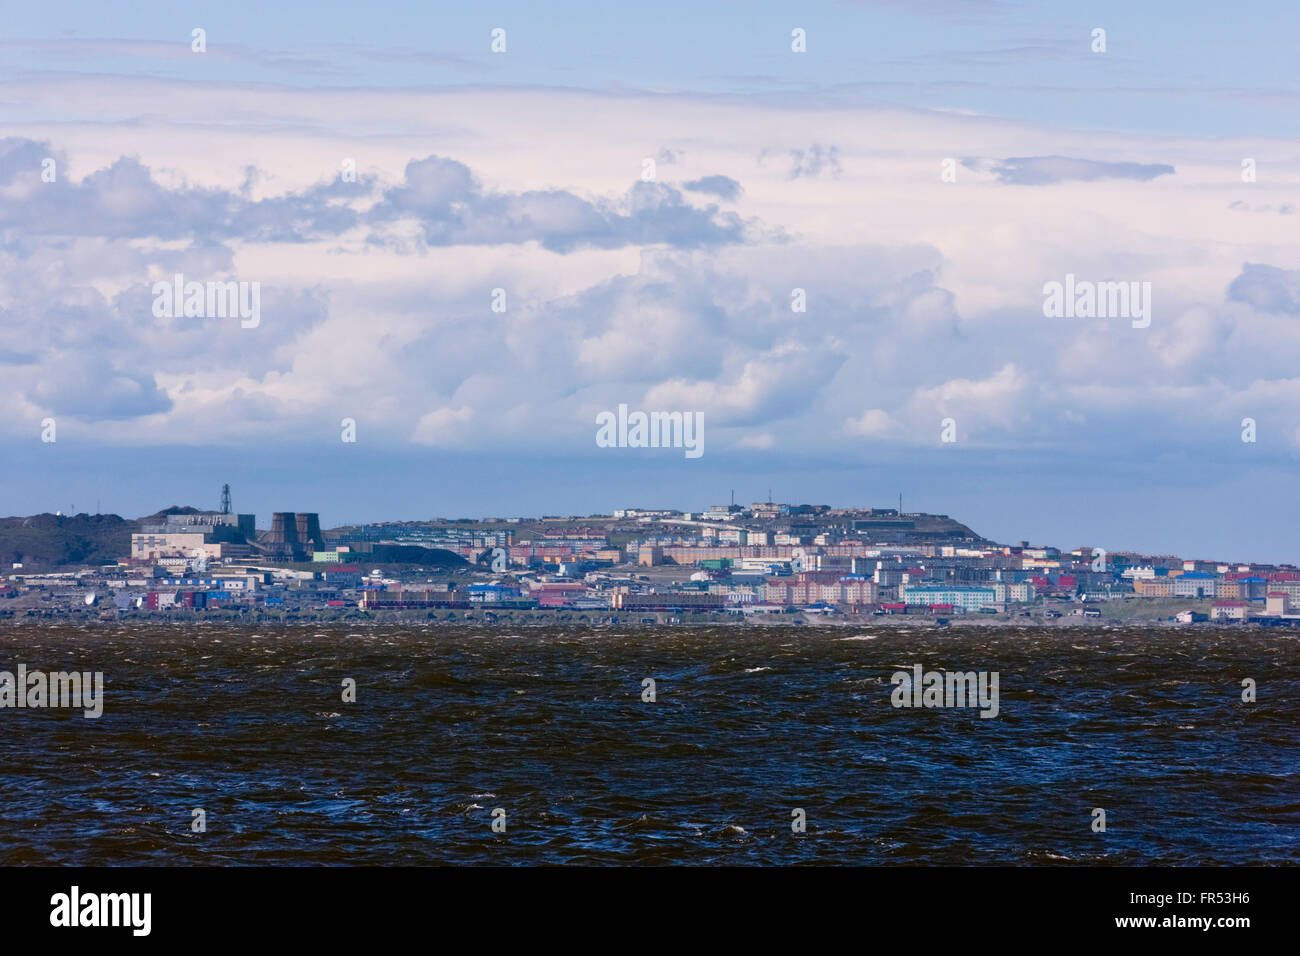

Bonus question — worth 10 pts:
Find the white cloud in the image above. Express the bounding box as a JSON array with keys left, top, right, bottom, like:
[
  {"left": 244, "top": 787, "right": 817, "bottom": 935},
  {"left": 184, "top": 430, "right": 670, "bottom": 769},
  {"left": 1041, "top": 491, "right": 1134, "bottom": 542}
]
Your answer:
[
  {"left": 845, "top": 409, "right": 894, "bottom": 437},
  {"left": 411, "top": 406, "right": 475, "bottom": 446},
  {"left": 907, "top": 364, "right": 1029, "bottom": 438},
  {"left": 0, "top": 80, "right": 1295, "bottom": 465}
]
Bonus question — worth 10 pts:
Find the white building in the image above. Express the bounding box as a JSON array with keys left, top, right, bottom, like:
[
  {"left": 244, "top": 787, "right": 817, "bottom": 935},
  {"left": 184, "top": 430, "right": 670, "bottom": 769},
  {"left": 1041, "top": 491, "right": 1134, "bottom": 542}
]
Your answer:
[{"left": 901, "top": 586, "right": 997, "bottom": 611}]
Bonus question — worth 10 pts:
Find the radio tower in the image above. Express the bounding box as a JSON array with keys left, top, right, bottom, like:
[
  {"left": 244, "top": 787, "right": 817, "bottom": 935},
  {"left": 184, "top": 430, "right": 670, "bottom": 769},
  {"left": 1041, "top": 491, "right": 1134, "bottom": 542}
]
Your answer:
[{"left": 220, "top": 483, "right": 232, "bottom": 515}]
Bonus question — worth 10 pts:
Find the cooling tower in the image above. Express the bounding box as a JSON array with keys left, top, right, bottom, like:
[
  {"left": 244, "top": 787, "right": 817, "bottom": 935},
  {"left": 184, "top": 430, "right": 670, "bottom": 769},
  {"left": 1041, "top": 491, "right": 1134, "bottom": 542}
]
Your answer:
[
  {"left": 296, "top": 513, "right": 325, "bottom": 553},
  {"left": 269, "top": 512, "right": 303, "bottom": 560}
]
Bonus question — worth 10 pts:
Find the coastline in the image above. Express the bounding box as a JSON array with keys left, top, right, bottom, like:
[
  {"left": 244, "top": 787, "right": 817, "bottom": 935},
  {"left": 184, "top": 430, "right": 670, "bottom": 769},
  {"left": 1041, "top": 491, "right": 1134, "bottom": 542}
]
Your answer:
[{"left": 1, "top": 611, "right": 1291, "bottom": 630}]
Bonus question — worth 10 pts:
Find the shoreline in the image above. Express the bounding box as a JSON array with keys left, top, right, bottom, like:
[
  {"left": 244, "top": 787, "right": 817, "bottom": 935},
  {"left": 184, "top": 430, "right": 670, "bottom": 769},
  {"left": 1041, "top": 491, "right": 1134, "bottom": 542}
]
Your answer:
[{"left": 0, "top": 611, "right": 1292, "bottom": 630}]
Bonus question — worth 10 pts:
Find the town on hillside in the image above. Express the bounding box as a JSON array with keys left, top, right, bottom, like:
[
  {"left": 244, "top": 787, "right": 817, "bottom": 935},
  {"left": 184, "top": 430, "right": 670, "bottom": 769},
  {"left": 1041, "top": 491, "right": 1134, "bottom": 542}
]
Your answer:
[{"left": 2, "top": 488, "right": 1297, "bottom": 626}]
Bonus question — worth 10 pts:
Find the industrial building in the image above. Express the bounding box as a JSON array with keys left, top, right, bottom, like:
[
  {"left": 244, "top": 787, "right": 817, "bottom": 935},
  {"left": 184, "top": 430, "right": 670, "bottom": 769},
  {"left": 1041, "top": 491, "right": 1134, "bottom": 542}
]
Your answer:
[
  {"left": 261, "top": 512, "right": 326, "bottom": 561},
  {"left": 131, "top": 511, "right": 257, "bottom": 563}
]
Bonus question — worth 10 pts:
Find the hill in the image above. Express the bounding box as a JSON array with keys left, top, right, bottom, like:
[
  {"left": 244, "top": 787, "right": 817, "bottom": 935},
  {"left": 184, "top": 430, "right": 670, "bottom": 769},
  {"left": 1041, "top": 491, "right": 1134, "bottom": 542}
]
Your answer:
[
  {"left": 0, "top": 505, "right": 209, "bottom": 570},
  {"left": 0, "top": 513, "right": 135, "bottom": 569}
]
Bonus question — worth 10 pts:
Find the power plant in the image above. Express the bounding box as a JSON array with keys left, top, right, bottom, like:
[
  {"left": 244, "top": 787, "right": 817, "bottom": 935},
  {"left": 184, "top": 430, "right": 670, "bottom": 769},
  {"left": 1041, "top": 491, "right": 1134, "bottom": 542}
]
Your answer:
[
  {"left": 264, "top": 511, "right": 324, "bottom": 561},
  {"left": 131, "top": 486, "right": 326, "bottom": 565}
]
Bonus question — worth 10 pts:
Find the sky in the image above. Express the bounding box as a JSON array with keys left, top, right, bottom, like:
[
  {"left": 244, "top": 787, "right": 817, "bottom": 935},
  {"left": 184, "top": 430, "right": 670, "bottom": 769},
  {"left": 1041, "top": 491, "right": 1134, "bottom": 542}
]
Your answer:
[{"left": 2, "top": 1, "right": 1299, "bottom": 562}]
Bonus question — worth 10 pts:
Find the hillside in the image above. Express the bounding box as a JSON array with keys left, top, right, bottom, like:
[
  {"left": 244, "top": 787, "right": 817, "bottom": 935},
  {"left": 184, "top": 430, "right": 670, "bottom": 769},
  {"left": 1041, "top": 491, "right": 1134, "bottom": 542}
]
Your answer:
[
  {"left": 0, "top": 513, "right": 135, "bottom": 569},
  {"left": 0, "top": 506, "right": 204, "bottom": 570}
]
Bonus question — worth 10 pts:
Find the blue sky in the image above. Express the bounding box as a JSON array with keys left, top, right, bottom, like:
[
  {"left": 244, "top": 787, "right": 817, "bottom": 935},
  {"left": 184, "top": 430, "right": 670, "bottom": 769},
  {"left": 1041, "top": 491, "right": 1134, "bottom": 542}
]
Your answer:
[
  {"left": 7, "top": 0, "right": 1300, "bottom": 135},
  {"left": 2, "top": 1, "right": 1299, "bottom": 561}
]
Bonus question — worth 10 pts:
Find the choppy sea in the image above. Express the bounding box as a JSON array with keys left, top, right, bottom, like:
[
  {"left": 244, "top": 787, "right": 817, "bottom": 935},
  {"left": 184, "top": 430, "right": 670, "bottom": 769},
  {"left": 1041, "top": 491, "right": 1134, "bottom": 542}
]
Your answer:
[{"left": 0, "top": 624, "right": 1295, "bottom": 864}]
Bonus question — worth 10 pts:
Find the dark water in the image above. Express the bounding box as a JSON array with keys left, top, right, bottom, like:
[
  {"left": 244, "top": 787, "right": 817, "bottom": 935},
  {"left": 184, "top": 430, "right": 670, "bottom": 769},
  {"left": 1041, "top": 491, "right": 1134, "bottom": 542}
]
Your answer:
[{"left": 0, "top": 624, "right": 1296, "bottom": 865}]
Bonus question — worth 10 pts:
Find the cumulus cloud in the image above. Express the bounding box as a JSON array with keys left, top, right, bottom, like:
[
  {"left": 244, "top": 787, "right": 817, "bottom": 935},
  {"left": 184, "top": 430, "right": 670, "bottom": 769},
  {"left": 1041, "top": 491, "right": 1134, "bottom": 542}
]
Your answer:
[
  {"left": 0, "top": 138, "right": 359, "bottom": 242},
  {"left": 964, "top": 155, "right": 1175, "bottom": 185},
  {"left": 772, "top": 144, "right": 842, "bottom": 180},
  {"left": 29, "top": 354, "right": 172, "bottom": 421},
  {"left": 682, "top": 175, "right": 743, "bottom": 200},
  {"left": 0, "top": 86, "right": 1296, "bottom": 474},
  {"left": 368, "top": 156, "right": 754, "bottom": 253},
  {"left": 412, "top": 406, "right": 476, "bottom": 445},
  {"left": 1227, "top": 201, "right": 1295, "bottom": 215},
  {"left": 908, "top": 364, "right": 1029, "bottom": 435},
  {"left": 0, "top": 138, "right": 756, "bottom": 253},
  {"left": 641, "top": 343, "right": 844, "bottom": 427},
  {"left": 1226, "top": 263, "right": 1300, "bottom": 314},
  {"left": 845, "top": 409, "right": 894, "bottom": 437}
]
